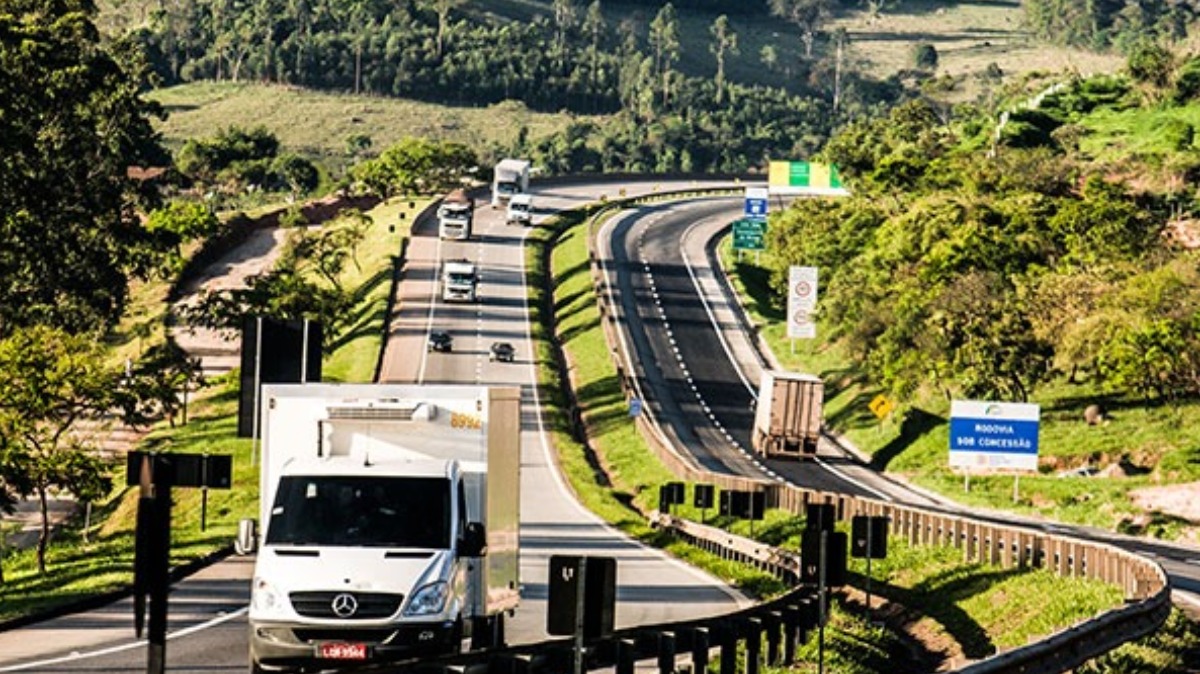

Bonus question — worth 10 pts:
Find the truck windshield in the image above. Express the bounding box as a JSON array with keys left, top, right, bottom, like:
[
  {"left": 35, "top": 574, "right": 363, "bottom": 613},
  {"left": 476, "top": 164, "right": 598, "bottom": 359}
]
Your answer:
[
  {"left": 447, "top": 272, "right": 474, "bottom": 284},
  {"left": 265, "top": 476, "right": 451, "bottom": 548}
]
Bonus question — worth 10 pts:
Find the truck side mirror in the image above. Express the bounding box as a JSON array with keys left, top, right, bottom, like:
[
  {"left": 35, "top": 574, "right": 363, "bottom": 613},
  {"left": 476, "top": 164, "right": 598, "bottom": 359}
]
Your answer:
[
  {"left": 460, "top": 521, "right": 487, "bottom": 557},
  {"left": 235, "top": 518, "right": 258, "bottom": 555}
]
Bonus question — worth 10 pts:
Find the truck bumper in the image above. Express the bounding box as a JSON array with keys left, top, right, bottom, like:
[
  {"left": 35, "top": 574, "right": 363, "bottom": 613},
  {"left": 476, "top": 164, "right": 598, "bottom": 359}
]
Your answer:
[{"left": 250, "top": 619, "right": 459, "bottom": 669}]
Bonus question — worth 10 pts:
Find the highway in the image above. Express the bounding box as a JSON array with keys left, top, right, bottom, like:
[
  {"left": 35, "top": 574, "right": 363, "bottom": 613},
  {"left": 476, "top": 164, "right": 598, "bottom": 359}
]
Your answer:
[
  {"left": 0, "top": 179, "right": 750, "bottom": 673},
  {"left": 595, "top": 194, "right": 1200, "bottom": 620}
]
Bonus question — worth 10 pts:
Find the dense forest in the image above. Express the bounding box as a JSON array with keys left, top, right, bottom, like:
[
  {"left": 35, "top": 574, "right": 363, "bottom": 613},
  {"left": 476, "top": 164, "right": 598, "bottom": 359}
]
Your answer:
[{"left": 121, "top": 0, "right": 913, "bottom": 173}]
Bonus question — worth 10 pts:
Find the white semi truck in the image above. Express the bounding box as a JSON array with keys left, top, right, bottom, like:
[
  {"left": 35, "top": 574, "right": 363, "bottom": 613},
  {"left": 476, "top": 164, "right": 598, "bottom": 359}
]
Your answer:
[
  {"left": 438, "top": 189, "right": 475, "bottom": 240},
  {"left": 442, "top": 259, "right": 479, "bottom": 302},
  {"left": 241, "top": 384, "right": 520, "bottom": 673},
  {"left": 752, "top": 370, "right": 824, "bottom": 459},
  {"left": 490, "top": 159, "right": 530, "bottom": 208}
]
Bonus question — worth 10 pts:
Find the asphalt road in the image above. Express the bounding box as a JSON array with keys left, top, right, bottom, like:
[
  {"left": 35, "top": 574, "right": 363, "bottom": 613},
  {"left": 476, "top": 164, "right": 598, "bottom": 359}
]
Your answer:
[{"left": 0, "top": 179, "right": 751, "bottom": 673}]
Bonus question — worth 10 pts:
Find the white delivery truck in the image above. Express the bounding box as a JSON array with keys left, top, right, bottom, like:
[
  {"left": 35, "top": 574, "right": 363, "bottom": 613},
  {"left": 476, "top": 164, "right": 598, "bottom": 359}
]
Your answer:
[
  {"left": 442, "top": 259, "right": 479, "bottom": 302},
  {"left": 490, "top": 159, "right": 530, "bottom": 208},
  {"left": 752, "top": 370, "right": 824, "bottom": 459},
  {"left": 438, "top": 189, "right": 475, "bottom": 240},
  {"left": 241, "top": 383, "right": 521, "bottom": 673},
  {"left": 506, "top": 193, "right": 532, "bottom": 226}
]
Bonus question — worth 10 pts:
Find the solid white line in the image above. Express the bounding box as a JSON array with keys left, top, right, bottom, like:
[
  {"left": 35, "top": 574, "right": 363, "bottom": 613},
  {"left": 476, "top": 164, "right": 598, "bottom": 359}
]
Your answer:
[{"left": 0, "top": 607, "right": 250, "bottom": 672}]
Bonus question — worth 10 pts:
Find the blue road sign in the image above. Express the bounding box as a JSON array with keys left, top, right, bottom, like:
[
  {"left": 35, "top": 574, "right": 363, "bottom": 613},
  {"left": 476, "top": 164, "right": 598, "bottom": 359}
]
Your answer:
[{"left": 949, "top": 400, "right": 1040, "bottom": 471}]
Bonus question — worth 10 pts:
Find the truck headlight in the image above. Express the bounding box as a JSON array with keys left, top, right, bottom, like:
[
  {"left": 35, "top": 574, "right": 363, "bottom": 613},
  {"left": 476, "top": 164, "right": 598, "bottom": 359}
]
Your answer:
[
  {"left": 251, "top": 577, "right": 284, "bottom": 615},
  {"left": 403, "top": 581, "right": 449, "bottom": 616}
]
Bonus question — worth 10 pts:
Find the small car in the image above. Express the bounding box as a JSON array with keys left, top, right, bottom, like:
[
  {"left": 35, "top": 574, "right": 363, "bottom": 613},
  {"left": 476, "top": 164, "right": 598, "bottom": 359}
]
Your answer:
[
  {"left": 428, "top": 330, "right": 453, "bottom": 353},
  {"left": 489, "top": 342, "right": 515, "bottom": 362}
]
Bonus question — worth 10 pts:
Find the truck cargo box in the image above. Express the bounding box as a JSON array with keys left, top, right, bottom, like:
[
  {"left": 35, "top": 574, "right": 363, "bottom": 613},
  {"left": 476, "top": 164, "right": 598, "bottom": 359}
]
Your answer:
[{"left": 752, "top": 370, "right": 824, "bottom": 458}]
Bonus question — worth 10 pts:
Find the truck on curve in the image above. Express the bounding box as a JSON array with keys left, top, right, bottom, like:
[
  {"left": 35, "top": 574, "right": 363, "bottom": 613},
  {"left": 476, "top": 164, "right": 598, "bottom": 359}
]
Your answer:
[
  {"left": 442, "top": 259, "right": 479, "bottom": 302},
  {"left": 438, "top": 189, "right": 475, "bottom": 240},
  {"left": 490, "top": 159, "right": 530, "bottom": 208},
  {"left": 752, "top": 370, "right": 824, "bottom": 459},
  {"left": 240, "top": 383, "right": 521, "bottom": 673}
]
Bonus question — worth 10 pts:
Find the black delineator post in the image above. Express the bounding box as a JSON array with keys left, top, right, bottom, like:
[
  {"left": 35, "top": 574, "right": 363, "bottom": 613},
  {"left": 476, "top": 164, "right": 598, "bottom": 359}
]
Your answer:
[
  {"left": 129, "top": 452, "right": 231, "bottom": 674},
  {"left": 132, "top": 453, "right": 171, "bottom": 674}
]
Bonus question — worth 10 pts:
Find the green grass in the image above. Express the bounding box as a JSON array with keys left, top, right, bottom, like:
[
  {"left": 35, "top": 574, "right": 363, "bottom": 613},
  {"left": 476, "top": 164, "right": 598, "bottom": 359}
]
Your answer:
[
  {"left": 321, "top": 198, "right": 427, "bottom": 382},
  {"left": 147, "top": 82, "right": 589, "bottom": 176},
  {"left": 719, "top": 235, "right": 1200, "bottom": 537},
  {"left": 1079, "top": 105, "right": 1200, "bottom": 165}
]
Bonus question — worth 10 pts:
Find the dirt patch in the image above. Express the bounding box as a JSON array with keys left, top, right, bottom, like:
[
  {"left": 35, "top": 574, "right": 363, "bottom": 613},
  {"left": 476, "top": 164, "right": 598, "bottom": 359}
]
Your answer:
[
  {"left": 1129, "top": 482, "right": 1200, "bottom": 523},
  {"left": 841, "top": 587, "right": 967, "bottom": 671},
  {"left": 170, "top": 193, "right": 380, "bottom": 374}
]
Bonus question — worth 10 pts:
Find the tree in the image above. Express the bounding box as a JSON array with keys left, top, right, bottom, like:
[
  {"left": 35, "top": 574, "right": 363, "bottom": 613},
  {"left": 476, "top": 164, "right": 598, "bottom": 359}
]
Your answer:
[
  {"left": 709, "top": 15, "right": 738, "bottom": 104},
  {"left": 649, "top": 3, "right": 681, "bottom": 109},
  {"left": 0, "top": 0, "right": 170, "bottom": 336},
  {"left": 769, "top": 0, "right": 832, "bottom": 60},
  {"left": 552, "top": 0, "right": 579, "bottom": 71},
  {"left": 0, "top": 326, "right": 120, "bottom": 574},
  {"left": 272, "top": 153, "right": 321, "bottom": 197},
  {"left": 582, "top": 1, "right": 606, "bottom": 106},
  {"left": 914, "top": 42, "right": 938, "bottom": 70},
  {"left": 350, "top": 137, "right": 477, "bottom": 196},
  {"left": 429, "top": 0, "right": 467, "bottom": 59},
  {"left": 145, "top": 201, "right": 223, "bottom": 275}
]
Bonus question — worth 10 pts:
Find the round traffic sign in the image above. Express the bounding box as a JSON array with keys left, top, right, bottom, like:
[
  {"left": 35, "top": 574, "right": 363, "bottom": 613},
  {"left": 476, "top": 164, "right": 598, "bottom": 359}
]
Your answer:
[{"left": 794, "top": 280, "right": 812, "bottom": 297}]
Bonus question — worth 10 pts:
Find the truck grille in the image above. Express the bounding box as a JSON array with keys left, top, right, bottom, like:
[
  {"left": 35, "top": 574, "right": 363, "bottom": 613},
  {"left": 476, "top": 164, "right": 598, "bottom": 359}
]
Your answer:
[{"left": 290, "top": 591, "right": 404, "bottom": 619}]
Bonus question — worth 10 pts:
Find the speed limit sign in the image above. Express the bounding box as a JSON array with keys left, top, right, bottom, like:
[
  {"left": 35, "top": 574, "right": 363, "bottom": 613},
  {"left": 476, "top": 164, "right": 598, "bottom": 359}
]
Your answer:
[{"left": 787, "top": 266, "right": 818, "bottom": 339}]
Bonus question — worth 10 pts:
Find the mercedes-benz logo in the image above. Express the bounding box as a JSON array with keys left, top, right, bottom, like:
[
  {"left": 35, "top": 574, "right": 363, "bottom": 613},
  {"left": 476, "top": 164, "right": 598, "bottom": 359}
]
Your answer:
[{"left": 331, "top": 593, "right": 358, "bottom": 618}]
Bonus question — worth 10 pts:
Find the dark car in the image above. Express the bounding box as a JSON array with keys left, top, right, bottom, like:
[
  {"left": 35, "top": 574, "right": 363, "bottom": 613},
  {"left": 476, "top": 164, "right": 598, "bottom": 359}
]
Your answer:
[
  {"left": 428, "top": 330, "right": 453, "bottom": 353},
  {"left": 489, "top": 342, "right": 515, "bottom": 362}
]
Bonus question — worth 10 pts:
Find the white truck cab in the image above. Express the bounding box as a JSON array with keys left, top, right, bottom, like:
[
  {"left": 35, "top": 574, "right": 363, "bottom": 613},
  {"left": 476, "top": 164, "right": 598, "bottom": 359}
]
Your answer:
[{"left": 242, "top": 385, "right": 520, "bottom": 673}]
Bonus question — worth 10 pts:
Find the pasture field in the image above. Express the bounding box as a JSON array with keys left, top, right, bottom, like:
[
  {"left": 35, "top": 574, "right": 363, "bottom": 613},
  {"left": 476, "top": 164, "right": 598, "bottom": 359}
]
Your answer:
[{"left": 147, "top": 82, "right": 589, "bottom": 174}]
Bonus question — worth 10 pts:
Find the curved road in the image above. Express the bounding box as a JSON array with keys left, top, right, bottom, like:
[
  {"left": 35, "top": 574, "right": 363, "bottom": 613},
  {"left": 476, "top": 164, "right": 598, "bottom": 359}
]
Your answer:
[{"left": 600, "top": 195, "right": 1200, "bottom": 617}]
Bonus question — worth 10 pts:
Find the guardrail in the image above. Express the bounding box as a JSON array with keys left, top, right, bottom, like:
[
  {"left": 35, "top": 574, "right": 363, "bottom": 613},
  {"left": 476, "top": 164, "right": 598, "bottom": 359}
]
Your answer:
[{"left": 579, "top": 187, "right": 1172, "bottom": 672}]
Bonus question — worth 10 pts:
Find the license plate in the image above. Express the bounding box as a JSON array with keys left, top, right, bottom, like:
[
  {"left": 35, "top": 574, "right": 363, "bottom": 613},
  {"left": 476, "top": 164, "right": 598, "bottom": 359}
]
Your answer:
[{"left": 316, "top": 642, "right": 368, "bottom": 660}]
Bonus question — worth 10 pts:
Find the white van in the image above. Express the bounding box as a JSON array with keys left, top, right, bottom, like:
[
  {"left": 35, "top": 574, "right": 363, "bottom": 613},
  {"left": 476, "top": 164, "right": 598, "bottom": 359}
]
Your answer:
[{"left": 506, "top": 193, "right": 532, "bottom": 226}]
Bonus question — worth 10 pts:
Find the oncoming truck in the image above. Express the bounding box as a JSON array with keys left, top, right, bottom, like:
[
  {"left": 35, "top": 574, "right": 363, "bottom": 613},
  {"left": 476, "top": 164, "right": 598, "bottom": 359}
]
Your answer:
[
  {"left": 752, "top": 370, "right": 824, "bottom": 458},
  {"left": 240, "top": 383, "right": 521, "bottom": 673},
  {"left": 438, "top": 189, "right": 475, "bottom": 240},
  {"left": 491, "top": 159, "right": 530, "bottom": 208},
  {"left": 442, "top": 259, "right": 479, "bottom": 302}
]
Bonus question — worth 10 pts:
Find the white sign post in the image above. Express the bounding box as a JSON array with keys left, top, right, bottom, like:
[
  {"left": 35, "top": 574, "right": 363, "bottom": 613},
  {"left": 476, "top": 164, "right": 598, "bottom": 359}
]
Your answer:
[{"left": 787, "top": 266, "right": 818, "bottom": 348}]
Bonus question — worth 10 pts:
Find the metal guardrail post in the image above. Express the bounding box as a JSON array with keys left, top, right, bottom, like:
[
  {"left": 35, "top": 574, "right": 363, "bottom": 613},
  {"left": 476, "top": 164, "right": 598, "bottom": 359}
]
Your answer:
[
  {"left": 656, "top": 632, "right": 676, "bottom": 674},
  {"left": 744, "top": 618, "right": 762, "bottom": 674},
  {"left": 765, "top": 611, "right": 783, "bottom": 666},
  {"left": 615, "top": 638, "right": 636, "bottom": 674},
  {"left": 717, "top": 622, "right": 737, "bottom": 674},
  {"left": 691, "top": 627, "right": 710, "bottom": 674}
]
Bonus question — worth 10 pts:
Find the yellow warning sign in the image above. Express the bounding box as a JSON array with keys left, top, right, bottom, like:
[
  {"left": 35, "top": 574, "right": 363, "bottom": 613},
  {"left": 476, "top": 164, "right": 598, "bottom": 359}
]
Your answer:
[{"left": 869, "top": 394, "right": 895, "bottom": 419}]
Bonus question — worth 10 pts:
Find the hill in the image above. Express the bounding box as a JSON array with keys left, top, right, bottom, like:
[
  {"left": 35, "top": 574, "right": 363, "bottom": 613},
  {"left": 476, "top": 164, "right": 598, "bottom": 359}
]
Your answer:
[{"left": 147, "top": 82, "right": 588, "bottom": 175}]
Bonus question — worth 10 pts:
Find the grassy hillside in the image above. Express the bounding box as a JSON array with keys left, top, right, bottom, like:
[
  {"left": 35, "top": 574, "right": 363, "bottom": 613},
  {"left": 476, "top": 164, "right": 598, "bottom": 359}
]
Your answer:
[{"left": 147, "top": 82, "right": 591, "bottom": 174}]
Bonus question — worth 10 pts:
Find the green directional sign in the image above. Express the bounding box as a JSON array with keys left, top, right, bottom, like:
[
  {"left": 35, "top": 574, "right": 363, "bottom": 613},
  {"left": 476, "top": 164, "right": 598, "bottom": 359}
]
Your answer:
[{"left": 732, "top": 218, "right": 766, "bottom": 250}]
